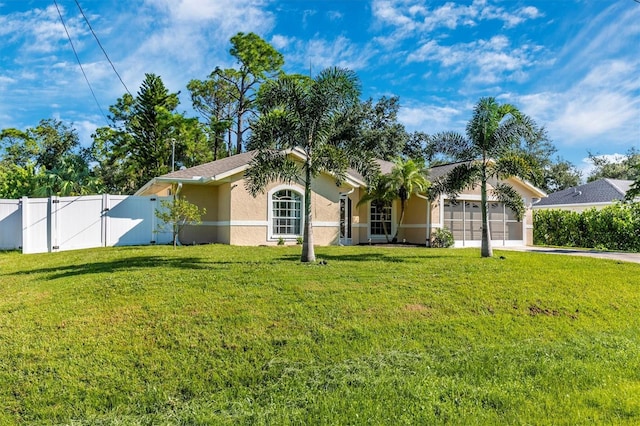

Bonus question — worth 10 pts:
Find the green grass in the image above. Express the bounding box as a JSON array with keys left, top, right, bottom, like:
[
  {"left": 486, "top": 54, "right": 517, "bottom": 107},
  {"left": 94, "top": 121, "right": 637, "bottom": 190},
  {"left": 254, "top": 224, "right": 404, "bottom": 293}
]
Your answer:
[{"left": 1, "top": 245, "right": 639, "bottom": 425}]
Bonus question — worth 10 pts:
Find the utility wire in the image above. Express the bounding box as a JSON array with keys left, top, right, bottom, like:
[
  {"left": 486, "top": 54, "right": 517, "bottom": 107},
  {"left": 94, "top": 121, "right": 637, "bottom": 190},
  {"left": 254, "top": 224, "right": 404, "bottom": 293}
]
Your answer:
[
  {"left": 74, "top": 0, "right": 132, "bottom": 97},
  {"left": 53, "top": 0, "right": 109, "bottom": 124}
]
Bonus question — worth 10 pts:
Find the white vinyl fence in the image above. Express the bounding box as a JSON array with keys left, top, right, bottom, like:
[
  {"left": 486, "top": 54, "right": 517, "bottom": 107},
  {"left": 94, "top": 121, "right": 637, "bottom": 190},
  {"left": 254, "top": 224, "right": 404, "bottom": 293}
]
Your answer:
[{"left": 0, "top": 195, "right": 173, "bottom": 254}]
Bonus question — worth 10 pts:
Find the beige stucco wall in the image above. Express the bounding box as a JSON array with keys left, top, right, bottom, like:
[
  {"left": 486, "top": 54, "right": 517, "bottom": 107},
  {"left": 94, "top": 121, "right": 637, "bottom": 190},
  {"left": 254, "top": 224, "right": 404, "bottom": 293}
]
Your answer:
[
  {"left": 179, "top": 185, "right": 219, "bottom": 222},
  {"left": 206, "top": 172, "right": 348, "bottom": 246},
  {"left": 397, "top": 196, "right": 429, "bottom": 244},
  {"left": 179, "top": 224, "right": 218, "bottom": 245}
]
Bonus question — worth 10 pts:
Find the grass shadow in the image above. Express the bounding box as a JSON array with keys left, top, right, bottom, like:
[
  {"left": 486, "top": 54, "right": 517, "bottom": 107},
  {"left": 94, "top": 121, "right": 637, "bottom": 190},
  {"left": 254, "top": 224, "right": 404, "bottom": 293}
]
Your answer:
[
  {"left": 280, "top": 248, "right": 467, "bottom": 263},
  {"left": 4, "top": 256, "right": 217, "bottom": 280}
]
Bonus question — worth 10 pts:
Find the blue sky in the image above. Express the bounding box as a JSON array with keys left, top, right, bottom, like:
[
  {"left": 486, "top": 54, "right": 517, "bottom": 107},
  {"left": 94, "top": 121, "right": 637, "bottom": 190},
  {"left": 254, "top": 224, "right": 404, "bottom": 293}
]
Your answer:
[{"left": 1, "top": 0, "right": 638, "bottom": 177}]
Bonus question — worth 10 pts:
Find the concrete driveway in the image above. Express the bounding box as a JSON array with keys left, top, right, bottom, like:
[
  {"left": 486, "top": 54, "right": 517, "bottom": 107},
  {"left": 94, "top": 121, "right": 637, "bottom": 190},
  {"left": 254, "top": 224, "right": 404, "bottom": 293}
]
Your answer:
[{"left": 499, "top": 246, "right": 640, "bottom": 264}]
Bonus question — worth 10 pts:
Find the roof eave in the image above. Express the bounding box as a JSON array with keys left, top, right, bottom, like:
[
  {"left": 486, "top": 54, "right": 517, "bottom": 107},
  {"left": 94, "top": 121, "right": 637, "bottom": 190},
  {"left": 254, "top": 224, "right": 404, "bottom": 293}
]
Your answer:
[{"left": 533, "top": 201, "right": 614, "bottom": 209}]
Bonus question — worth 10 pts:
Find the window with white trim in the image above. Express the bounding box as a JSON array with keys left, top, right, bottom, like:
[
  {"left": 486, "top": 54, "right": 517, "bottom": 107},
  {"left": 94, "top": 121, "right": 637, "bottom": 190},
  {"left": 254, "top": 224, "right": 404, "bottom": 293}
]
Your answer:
[
  {"left": 271, "top": 189, "right": 302, "bottom": 236},
  {"left": 370, "top": 202, "right": 392, "bottom": 237}
]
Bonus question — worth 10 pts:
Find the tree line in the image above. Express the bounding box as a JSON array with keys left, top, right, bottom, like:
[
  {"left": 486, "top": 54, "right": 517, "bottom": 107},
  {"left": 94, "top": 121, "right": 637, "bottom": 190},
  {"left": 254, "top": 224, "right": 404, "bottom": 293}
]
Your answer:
[{"left": 0, "top": 31, "right": 634, "bottom": 200}]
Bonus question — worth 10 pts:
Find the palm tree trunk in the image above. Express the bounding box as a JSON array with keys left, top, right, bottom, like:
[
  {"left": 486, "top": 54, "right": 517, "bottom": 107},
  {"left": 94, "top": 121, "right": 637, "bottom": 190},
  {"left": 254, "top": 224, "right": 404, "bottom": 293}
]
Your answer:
[
  {"left": 480, "top": 170, "right": 493, "bottom": 258},
  {"left": 301, "top": 159, "right": 316, "bottom": 262},
  {"left": 393, "top": 200, "right": 406, "bottom": 242},
  {"left": 382, "top": 217, "right": 390, "bottom": 243}
]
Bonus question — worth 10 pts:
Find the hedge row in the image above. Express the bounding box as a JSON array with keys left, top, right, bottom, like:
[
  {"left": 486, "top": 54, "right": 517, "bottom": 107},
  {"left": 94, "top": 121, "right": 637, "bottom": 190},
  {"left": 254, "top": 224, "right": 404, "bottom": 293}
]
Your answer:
[{"left": 533, "top": 202, "right": 640, "bottom": 252}]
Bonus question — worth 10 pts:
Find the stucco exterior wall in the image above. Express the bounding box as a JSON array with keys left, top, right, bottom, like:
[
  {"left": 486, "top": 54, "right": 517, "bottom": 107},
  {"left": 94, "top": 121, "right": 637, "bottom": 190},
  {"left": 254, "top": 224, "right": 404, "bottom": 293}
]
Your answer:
[
  {"left": 180, "top": 185, "right": 219, "bottom": 222},
  {"left": 397, "top": 196, "right": 429, "bottom": 244},
  {"left": 229, "top": 225, "right": 267, "bottom": 245},
  {"left": 179, "top": 224, "right": 218, "bottom": 245},
  {"left": 208, "top": 173, "right": 348, "bottom": 246}
]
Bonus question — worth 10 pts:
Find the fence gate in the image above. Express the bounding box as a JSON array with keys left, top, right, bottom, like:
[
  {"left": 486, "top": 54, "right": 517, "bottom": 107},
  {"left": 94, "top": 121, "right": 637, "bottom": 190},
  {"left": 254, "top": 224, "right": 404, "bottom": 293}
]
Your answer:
[{"left": 11, "top": 195, "right": 172, "bottom": 254}]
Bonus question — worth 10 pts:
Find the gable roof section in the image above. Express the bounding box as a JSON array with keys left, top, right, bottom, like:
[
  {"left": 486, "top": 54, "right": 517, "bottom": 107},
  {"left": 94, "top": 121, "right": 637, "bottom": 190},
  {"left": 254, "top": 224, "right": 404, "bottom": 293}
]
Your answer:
[
  {"left": 164, "top": 150, "right": 257, "bottom": 181},
  {"left": 346, "top": 158, "right": 395, "bottom": 186},
  {"left": 535, "top": 178, "right": 632, "bottom": 207},
  {"left": 135, "top": 149, "right": 378, "bottom": 195},
  {"left": 428, "top": 161, "right": 547, "bottom": 198}
]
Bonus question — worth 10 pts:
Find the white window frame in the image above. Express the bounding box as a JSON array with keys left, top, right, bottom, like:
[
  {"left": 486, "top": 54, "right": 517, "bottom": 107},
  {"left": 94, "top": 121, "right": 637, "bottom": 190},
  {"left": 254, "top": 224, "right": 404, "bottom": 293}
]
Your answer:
[
  {"left": 267, "top": 185, "right": 304, "bottom": 241},
  {"left": 368, "top": 200, "right": 395, "bottom": 241}
]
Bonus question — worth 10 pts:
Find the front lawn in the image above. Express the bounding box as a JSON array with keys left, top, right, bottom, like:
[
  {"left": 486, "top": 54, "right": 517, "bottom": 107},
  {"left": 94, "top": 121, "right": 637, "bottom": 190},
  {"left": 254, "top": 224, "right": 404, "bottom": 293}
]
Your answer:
[{"left": 1, "top": 245, "right": 639, "bottom": 424}]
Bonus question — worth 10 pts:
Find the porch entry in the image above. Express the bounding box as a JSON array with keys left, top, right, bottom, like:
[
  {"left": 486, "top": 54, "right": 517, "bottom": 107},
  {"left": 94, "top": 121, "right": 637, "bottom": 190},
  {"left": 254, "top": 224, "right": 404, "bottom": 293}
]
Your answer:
[
  {"left": 339, "top": 195, "right": 352, "bottom": 245},
  {"left": 443, "top": 199, "right": 523, "bottom": 246}
]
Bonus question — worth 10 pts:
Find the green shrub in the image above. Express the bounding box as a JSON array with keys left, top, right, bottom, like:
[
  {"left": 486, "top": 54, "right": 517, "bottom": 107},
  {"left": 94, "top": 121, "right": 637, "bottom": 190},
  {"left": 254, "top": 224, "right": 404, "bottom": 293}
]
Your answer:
[
  {"left": 534, "top": 202, "right": 640, "bottom": 251},
  {"left": 277, "top": 237, "right": 285, "bottom": 246},
  {"left": 431, "top": 227, "right": 455, "bottom": 248}
]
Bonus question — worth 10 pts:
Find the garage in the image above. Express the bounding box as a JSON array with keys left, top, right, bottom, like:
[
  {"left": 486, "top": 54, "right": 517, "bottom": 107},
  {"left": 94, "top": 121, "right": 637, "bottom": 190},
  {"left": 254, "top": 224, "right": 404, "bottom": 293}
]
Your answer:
[{"left": 442, "top": 199, "right": 524, "bottom": 247}]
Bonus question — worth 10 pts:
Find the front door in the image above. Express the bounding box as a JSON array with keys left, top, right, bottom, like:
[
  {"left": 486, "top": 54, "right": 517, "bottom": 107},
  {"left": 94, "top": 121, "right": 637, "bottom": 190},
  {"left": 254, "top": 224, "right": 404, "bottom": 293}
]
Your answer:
[{"left": 339, "top": 196, "right": 352, "bottom": 245}]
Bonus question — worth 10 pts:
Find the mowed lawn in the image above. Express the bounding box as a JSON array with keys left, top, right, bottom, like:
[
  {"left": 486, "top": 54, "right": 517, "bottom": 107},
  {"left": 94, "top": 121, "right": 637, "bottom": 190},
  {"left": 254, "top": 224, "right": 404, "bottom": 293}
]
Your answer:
[{"left": 1, "top": 245, "right": 639, "bottom": 425}]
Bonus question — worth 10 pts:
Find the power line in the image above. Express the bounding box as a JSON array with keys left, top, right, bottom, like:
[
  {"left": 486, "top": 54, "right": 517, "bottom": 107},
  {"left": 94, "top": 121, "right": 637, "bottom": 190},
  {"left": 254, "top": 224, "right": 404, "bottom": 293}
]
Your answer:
[
  {"left": 53, "top": 0, "right": 109, "bottom": 124},
  {"left": 74, "top": 0, "right": 132, "bottom": 97}
]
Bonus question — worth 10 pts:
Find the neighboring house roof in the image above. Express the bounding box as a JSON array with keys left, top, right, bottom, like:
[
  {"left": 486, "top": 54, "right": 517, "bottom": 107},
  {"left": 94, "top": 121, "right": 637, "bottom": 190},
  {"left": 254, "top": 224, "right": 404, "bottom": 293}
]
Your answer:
[{"left": 535, "top": 179, "right": 632, "bottom": 207}]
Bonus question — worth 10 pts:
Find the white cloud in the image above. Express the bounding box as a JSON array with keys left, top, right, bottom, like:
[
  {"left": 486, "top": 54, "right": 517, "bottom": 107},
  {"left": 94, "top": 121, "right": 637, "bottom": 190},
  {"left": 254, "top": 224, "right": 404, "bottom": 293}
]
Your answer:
[
  {"left": 0, "top": 4, "right": 87, "bottom": 54},
  {"left": 372, "top": 0, "right": 542, "bottom": 47},
  {"left": 516, "top": 59, "right": 640, "bottom": 150},
  {"left": 270, "top": 34, "right": 294, "bottom": 50},
  {"left": 0, "top": 75, "right": 16, "bottom": 85},
  {"left": 555, "top": 92, "right": 637, "bottom": 140},
  {"left": 407, "top": 35, "right": 540, "bottom": 84},
  {"left": 144, "top": 0, "right": 274, "bottom": 34},
  {"left": 327, "top": 10, "right": 344, "bottom": 21},
  {"left": 282, "top": 36, "right": 376, "bottom": 72},
  {"left": 399, "top": 103, "right": 465, "bottom": 133},
  {"left": 556, "top": 3, "right": 640, "bottom": 78}
]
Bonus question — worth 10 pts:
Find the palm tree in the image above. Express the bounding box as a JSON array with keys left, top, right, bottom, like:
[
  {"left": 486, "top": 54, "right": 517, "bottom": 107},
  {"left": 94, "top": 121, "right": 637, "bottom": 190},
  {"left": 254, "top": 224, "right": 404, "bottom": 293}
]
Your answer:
[
  {"left": 356, "top": 175, "right": 396, "bottom": 243},
  {"left": 388, "top": 158, "right": 430, "bottom": 242},
  {"left": 430, "top": 97, "right": 536, "bottom": 257},
  {"left": 245, "top": 67, "right": 377, "bottom": 262}
]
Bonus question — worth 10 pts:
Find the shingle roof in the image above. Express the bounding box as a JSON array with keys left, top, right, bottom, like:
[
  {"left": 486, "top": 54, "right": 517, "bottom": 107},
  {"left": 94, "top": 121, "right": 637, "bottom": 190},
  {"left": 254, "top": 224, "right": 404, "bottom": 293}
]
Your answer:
[
  {"left": 159, "top": 150, "right": 393, "bottom": 185},
  {"left": 536, "top": 178, "right": 632, "bottom": 206},
  {"left": 141, "top": 153, "right": 546, "bottom": 197},
  {"left": 160, "top": 150, "right": 257, "bottom": 179},
  {"left": 428, "top": 161, "right": 470, "bottom": 180},
  {"left": 346, "top": 158, "right": 395, "bottom": 183}
]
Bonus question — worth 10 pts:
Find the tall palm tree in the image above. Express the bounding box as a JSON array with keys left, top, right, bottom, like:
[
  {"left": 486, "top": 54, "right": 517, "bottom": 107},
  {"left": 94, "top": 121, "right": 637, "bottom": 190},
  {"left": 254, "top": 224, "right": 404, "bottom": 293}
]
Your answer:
[
  {"left": 245, "top": 67, "right": 377, "bottom": 262},
  {"left": 430, "top": 97, "right": 536, "bottom": 257},
  {"left": 388, "top": 158, "right": 430, "bottom": 242}
]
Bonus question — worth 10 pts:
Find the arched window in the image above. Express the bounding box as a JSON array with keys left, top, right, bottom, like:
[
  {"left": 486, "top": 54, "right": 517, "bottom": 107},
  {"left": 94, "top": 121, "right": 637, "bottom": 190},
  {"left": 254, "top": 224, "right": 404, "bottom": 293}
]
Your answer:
[{"left": 271, "top": 189, "right": 302, "bottom": 236}]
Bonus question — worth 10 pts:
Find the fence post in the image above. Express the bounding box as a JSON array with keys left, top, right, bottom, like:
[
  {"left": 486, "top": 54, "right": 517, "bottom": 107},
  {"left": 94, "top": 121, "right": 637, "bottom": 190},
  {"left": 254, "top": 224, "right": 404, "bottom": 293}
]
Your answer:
[
  {"left": 150, "top": 197, "right": 157, "bottom": 244},
  {"left": 102, "top": 194, "right": 109, "bottom": 247},
  {"left": 21, "top": 196, "right": 28, "bottom": 254},
  {"left": 50, "top": 196, "right": 59, "bottom": 252}
]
